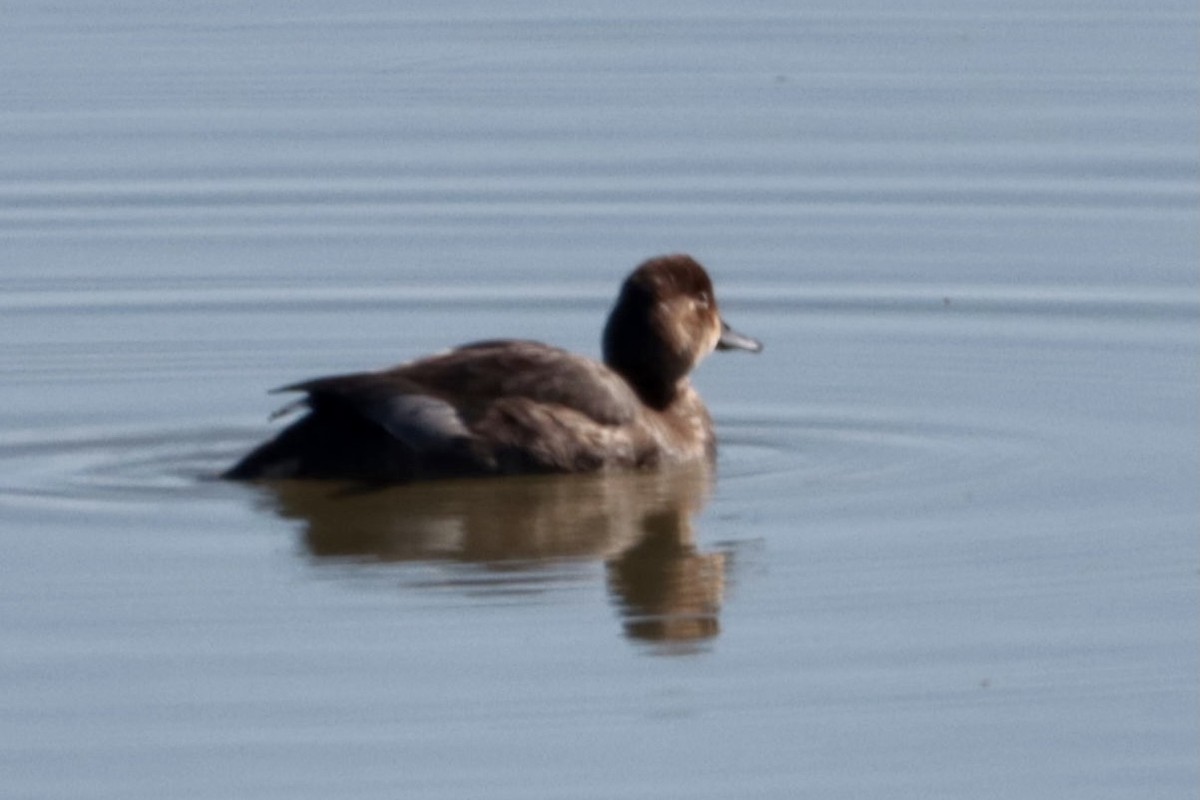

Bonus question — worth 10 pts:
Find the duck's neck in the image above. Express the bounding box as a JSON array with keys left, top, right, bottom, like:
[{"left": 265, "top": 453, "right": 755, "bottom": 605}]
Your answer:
[
  {"left": 603, "top": 300, "right": 688, "bottom": 411},
  {"left": 612, "top": 365, "right": 684, "bottom": 410}
]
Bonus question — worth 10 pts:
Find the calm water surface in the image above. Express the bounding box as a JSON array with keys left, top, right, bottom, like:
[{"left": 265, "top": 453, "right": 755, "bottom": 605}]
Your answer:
[{"left": 2, "top": 2, "right": 1197, "bottom": 798}]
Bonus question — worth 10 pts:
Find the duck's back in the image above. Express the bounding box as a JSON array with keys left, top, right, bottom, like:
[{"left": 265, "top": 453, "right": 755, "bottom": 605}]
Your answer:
[{"left": 223, "top": 340, "right": 656, "bottom": 482}]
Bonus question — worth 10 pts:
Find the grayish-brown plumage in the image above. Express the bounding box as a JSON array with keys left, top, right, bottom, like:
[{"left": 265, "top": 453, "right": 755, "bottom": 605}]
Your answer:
[{"left": 223, "top": 254, "right": 761, "bottom": 482}]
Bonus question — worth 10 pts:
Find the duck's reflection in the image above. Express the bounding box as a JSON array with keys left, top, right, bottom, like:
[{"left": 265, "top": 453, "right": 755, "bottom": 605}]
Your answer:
[{"left": 254, "top": 461, "right": 727, "bottom": 648}]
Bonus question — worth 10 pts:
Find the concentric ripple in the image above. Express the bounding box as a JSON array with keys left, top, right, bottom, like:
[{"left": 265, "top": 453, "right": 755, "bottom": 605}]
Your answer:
[{"left": 0, "top": 424, "right": 251, "bottom": 506}]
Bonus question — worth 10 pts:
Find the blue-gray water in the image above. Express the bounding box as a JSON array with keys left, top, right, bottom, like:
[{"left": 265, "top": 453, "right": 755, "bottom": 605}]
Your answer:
[{"left": 2, "top": 3, "right": 1197, "bottom": 798}]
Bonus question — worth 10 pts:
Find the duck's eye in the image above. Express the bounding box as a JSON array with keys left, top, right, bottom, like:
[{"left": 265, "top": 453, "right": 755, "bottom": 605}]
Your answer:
[{"left": 696, "top": 293, "right": 711, "bottom": 310}]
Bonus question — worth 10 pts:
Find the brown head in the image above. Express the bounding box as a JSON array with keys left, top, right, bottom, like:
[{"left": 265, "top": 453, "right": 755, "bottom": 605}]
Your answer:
[{"left": 602, "top": 254, "right": 762, "bottom": 409}]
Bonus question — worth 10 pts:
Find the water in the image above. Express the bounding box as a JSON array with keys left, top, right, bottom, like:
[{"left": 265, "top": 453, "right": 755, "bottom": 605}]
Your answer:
[{"left": 2, "top": 2, "right": 1197, "bottom": 798}]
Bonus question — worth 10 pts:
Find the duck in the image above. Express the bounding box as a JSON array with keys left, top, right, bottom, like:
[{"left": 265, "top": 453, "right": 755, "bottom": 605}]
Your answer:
[{"left": 223, "top": 254, "right": 762, "bottom": 482}]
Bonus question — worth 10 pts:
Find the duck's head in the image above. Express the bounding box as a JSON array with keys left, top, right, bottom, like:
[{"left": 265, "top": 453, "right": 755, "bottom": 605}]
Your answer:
[{"left": 602, "top": 254, "right": 762, "bottom": 408}]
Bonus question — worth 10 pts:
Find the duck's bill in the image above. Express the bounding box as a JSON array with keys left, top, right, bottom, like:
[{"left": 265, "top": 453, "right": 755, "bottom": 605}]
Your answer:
[{"left": 716, "top": 321, "right": 763, "bottom": 353}]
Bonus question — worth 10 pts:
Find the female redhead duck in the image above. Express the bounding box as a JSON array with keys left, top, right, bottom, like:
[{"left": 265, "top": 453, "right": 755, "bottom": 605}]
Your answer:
[{"left": 224, "top": 254, "right": 762, "bottom": 482}]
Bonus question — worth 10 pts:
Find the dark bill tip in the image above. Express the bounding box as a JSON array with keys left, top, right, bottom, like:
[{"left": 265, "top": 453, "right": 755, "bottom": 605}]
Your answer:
[{"left": 716, "top": 320, "right": 763, "bottom": 353}]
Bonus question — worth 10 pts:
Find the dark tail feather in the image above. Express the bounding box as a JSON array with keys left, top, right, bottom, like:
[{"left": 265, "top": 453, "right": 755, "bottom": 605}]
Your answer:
[
  {"left": 223, "top": 405, "right": 493, "bottom": 483},
  {"left": 223, "top": 408, "right": 419, "bottom": 481}
]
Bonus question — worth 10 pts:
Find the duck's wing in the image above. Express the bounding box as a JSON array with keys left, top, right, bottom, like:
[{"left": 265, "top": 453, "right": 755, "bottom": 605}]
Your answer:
[
  {"left": 277, "top": 340, "right": 636, "bottom": 445},
  {"left": 396, "top": 339, "right": 640, "bottom": 426},
  {"left": 276, "top": 371, "right": 472, "bottom": 451}
]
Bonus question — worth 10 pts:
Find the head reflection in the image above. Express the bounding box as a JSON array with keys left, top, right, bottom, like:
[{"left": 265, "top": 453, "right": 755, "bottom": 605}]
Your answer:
[
  {"left": 255, "top": 462, "right": 727, "bottom": 649},
  {"left": 605, "top": 512, "right": 725, "bottom": 649}
]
